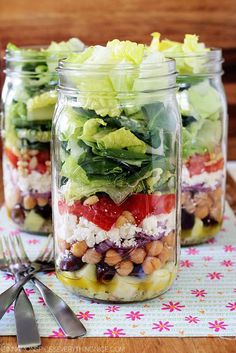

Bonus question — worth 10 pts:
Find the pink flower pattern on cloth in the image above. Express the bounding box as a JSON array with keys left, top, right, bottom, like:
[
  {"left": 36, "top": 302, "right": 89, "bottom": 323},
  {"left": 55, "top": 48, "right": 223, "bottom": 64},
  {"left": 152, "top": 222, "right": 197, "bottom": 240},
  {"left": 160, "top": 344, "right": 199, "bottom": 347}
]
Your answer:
[{"left": 0, "top": 203, "right": 236, "bottom": 337}]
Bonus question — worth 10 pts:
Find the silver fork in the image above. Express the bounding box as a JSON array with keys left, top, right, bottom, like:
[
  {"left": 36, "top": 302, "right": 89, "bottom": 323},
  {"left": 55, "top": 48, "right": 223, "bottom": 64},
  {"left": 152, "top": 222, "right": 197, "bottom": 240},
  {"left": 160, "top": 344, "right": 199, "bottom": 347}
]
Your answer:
[
  {"left": 7, "top": 234, "right": 87, "bottom": 338},
  {"left": 1, "top": 235, "right": 41, "bottom": 349},
  {"left": 0, "top": 235, "right": 53, "bottom": 320}
]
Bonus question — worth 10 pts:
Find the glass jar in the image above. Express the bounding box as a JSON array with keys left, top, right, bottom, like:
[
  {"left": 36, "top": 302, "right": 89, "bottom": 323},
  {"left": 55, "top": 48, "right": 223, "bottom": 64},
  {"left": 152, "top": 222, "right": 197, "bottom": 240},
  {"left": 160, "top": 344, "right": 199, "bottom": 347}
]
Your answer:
[
  {"left": 52, "top": 58, "right": 181, "bottom": 302},
  {"left": 1, "top": 45, "right": 83, "bottom": 234},
  {"left": 175, "top": 50, "right": 227, "bottom": 245}
]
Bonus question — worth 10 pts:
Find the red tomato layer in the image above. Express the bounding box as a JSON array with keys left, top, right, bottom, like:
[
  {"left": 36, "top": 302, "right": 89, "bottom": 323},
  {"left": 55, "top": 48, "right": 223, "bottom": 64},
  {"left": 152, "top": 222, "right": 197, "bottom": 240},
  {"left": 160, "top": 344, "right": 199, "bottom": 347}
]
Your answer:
[
  {"left": 186, "top": 153, "right": 224, "bottom": 177},
  {"left": 5, "top": 148, "right": 18, "bottom": 168},
  {"left": 5, "top": 148, "right": 50, "bottom": 174},
  {"left": 59, "top": 193, "right": 176, "bottom": 231}
]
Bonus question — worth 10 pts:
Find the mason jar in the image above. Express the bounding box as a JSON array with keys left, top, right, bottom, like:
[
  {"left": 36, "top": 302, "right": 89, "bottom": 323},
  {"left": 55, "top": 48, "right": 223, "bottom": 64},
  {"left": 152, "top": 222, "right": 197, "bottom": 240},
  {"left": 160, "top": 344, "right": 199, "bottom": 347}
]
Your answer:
[
  {"left": 52, "top": 57, "right": 181, "bottom": 302},
  {"left": 175, "top": 50, "right": 227, "bottom": 245},
  {"left": 1, "top": 45, "right": 83, "bottom": 234}
]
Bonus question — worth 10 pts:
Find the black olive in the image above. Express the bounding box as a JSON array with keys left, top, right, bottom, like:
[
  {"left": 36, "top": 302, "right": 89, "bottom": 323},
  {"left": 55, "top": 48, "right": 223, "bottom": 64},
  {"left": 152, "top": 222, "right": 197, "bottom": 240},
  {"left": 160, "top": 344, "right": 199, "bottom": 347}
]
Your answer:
[
  {"left": 59, "top": 253, "right": 84, "bottom": 272},
  {"left": 35, "top": 204, "right": 52, "bottom": 219},
  {"left": 130, "top": 264, "right": 146, "bottom": 279},
  {"left": 202, "top": 217, "right": 219, "bottom": 227},
  {"left": 96, "top": 262, "right": 116, "bottom": 283},
  {"left": 11, "top": 204, "right": 25, "bottom": 224},
  {"left": 181, "top": 209, "right": 195, "bottom": 230}
]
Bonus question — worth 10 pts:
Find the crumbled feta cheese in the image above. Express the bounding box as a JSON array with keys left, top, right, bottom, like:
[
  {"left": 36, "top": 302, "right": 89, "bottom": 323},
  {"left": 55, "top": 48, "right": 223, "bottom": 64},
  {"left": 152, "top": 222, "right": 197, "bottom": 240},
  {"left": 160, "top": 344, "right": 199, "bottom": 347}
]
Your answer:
[
  {"left": 119, "top": 223, "right": 142, "bottom": 240},
  {"left": 12, "top": 169, "right": 51, "bottom": 193},
  {"left": 182, "top": 165, "right": 224, "bottom": 188},
  {"left": 55, "top": 212, "right": 78, "bottom": 241},
  {"left": 142, "top": 210, "right": 175, "bottom": 236},
  {"left": 57, "top": 210, "right": 176, "bottom": 248}
]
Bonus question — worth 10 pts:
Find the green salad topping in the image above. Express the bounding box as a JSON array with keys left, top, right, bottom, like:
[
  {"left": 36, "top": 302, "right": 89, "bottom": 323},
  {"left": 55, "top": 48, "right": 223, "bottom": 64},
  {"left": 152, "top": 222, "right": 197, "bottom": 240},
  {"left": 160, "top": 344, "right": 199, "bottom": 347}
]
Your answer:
[
  {"left": 57, "top": 40, "right": 178, "bottom": 204},
  {"left": 149, "top": 34, "right": 223, "bottom": 161},
  {"left": 4, "top": 38, "right": 84, "bottom": 150}
]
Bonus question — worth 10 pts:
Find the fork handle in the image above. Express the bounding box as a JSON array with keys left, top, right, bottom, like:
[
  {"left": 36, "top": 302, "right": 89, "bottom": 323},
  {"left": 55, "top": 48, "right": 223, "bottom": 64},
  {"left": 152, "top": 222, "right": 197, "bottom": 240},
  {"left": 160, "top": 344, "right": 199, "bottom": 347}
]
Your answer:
[
  {"left": 0, "top": 272, "right": 35, "bottom": 320},
  {"left": 14, "top": 274, "right": 41, "bottom": 349},
  {"left": 31, "top": 278, "right": 86, "bottom": 338}
]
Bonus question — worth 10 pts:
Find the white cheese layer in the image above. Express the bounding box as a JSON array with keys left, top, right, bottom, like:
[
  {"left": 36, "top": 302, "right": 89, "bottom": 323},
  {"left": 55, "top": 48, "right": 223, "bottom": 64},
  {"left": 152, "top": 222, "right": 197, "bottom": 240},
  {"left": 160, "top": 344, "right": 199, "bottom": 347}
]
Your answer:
[
  {"left": 12, "top": 169, "right": 51, "bottom": 193},
  {"left": 182, "top": 165, "right": 224, "bottom": 189},
  {"left": 141, "top": 210, "right": 175, "bottom": 236},
  {"left": 57, "top": 209, "right": 175, "bottom": 248}
]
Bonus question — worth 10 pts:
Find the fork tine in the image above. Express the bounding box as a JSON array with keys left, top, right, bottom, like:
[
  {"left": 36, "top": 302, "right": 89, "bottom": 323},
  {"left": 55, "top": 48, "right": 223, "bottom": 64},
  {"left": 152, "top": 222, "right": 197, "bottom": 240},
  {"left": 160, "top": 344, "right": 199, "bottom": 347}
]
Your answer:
[
  {"left": 36, "top": 235, "right": 51, "bottom": 261},
  {"left": 0, "top": 237, "right": 4, "bottom": 258},
  {"left": 15, "top": 235, "right": 30, "bottom": 263},
  {"left": 45, "top": 237, "right": 54, "bottom": 263},
  {"left": 2, "top": 235, "right": 15, "bottom": 264},
  {"left": 36, "top": 234, "right": 54, "bottom": 263},
  {"left": 0, "top": 237, "right": 9, "bottom": 267},
  {"left": 6, "top": 235, "right": 20, "bottom": 265}
]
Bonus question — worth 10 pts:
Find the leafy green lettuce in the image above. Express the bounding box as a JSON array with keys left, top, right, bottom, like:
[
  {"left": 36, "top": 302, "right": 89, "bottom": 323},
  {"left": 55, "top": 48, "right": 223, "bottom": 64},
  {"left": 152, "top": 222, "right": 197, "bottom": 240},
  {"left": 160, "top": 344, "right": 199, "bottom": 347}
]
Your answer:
[
  {"left": 150, "top": 33, "right": 209, "bottom": 75},
  {"left": 57, "top": 87, "right": 177, "bottom": 204},
  {"left": 63, "top": 40, "right": 166, "bottom": 117}
]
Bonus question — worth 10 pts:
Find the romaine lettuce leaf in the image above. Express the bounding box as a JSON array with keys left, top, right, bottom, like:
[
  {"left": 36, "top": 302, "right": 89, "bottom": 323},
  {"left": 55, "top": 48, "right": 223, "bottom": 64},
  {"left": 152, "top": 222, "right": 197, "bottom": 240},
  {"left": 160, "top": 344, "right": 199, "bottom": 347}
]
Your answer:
[
  {"left": 61, "top": 155, "right": 88, "bottom": 183},
  {"left": 63, "top": 40, "right": 168, "bottom": 117},
  {"left": 150, "top": 33, "right": 209, "bottom": 75},
  {"left": 97, "top": 127, "right": 146, "bottom": 153},
  {"left": 27, "top": 91, "right": 57, "bottom": 112},
  {"left": 81, "top": 118, "right": 107, "bottom": 143},
  {"left": 107, "top": 39, "right": 145, "bottom": 65},
  {"left": 58, "top": 107, "right": 88, "bottom": 141},
  {"left": 61, "top": 179, "right": 136, "bottom": 204},
  {"left": 188, "top": 80, "right": 221, "bottom": 119}
]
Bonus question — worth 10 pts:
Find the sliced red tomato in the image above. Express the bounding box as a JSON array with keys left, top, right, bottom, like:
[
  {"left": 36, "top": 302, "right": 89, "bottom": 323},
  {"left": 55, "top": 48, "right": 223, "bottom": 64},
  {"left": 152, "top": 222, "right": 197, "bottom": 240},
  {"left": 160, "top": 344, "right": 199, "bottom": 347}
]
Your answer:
[
  {"left": 125, "top": 194, "right": 176, "bottom": 224},
  {"left": 62, "top": 194, "right": 176, "bottom": 231},
  {"left": 205, "top": 158, "right": 224, "bottom": 173},
  {"left": 187, "top": 153, "right": 224, "bottom": 177},
  {"left": 35, "top": 163, "right": 48, "bottom": 174},
  {"left": 186, "top": 154, "right": 209, "bottom": 177},
  {"left": 5, "top": 148, "right": 18, "bottom": 168},
  {"left": 69, "top": 196, "right": 125, "bottom": 231},
  {"left": 37, "top": 150, "right": 50, "bottom": 163},
  {"left": 58, "top": 194, "right": 175, "bottom": 231}
]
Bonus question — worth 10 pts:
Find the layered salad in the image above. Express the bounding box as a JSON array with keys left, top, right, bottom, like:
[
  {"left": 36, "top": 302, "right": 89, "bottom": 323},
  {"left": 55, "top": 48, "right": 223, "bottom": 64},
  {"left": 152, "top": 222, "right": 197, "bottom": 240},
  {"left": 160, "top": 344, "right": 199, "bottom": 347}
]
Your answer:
[
  {"left": 2, "top": 38, "right": 85, "bottom": 233},
  {"left": 54, "top": 40, "right": 180, "bottom": 302},
  {"left": 150, "top": 34, "right": 226, "bottom": 245}
]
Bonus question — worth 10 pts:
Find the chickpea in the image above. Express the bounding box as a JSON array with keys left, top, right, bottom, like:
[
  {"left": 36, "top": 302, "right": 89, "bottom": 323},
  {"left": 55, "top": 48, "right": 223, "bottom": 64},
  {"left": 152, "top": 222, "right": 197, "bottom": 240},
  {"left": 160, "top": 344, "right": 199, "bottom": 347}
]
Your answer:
[
  {"left": 23, "top": 195, "right": 37, "bottom": 210},
  {"left": 58, "top": 239, "right": 70, "bottom": 251},
  {"left": 71, "top": 241, "right": 88, "bottom": 258},
  {"left": 116, "top": 260, "right": 134, "bottom": 276},
  {"left": 146, "top": 240, "right": 163, "bottom": 256},
  {"left": 158, "top": 246, "right": 172, "bottom": 264},
  {"left": 195, "top": 206, "right": 209, "bottom": 219},
  {"left": 122, "top": 211, "right": 136, "bottom": 224},
  {"left": 210, "top": 203, "right": 222, "bottom": 223},
  {"left": 211, "top": 187, "right": 222, "bottom": 202},
  {"left": 37, "top": 197, "right": 48, "bottom": 207},
  {"left": 164, "top": 231, "right": 175, "bottom": 247},
  {"left": 82, "top": 249, "right": 102, "bottom": 264},
  {"left": 142, "top": 257, "right": 161, "bottom": 275},
  {"left": 105, "top": 249, "right": 122, "bottom": 266},
  {"left": 129, "top": 248, "right": 146, "bottom": 264},
  {"left": 115, "top": 215, "right": 128, "bottom": 228}
]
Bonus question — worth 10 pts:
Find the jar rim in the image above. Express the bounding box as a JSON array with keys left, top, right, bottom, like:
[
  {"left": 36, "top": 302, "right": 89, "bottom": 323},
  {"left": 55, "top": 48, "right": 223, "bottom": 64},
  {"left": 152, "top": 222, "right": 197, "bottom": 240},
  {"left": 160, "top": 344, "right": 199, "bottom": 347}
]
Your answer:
[
  {"left": 5, "top": 45, "right": 83, "bottom": 63},
  {"left": 57, "top": 57, "right": 177, "bottom": 74},
  {"left": 164, "top": 48, "right": 222, "bottom": 60}
]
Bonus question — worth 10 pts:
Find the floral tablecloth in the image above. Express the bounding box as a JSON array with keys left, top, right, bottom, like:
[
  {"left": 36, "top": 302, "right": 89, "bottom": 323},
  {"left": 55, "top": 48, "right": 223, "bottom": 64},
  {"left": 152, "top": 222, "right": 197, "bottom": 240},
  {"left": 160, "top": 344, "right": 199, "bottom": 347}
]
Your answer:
[{"left": 0, "top": 203, "right": 236, "bottom": 338}]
